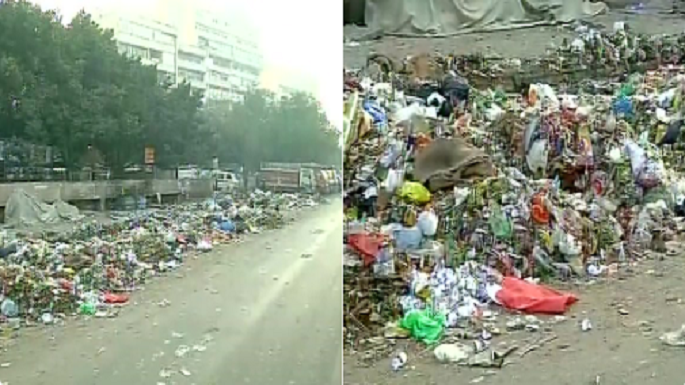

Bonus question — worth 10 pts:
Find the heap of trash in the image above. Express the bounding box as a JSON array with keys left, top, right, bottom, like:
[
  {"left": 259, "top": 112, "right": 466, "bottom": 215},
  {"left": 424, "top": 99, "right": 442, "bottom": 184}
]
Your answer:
[
  {"left": 342, "top": 25, "right": 685, "bottom": 361},
  {"left": 0, "top": 189, "right": 317, "bottom": 325}
]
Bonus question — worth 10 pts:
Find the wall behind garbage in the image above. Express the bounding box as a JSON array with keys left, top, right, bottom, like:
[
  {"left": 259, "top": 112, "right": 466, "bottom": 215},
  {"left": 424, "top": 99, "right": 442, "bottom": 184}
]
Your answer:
[{"left": 0, "top": 179, "right": 215, "bottom": 207}]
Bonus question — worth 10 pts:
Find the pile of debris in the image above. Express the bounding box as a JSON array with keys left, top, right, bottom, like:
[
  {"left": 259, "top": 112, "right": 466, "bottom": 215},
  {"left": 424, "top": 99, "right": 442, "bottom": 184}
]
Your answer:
[
  {"left": 343, "top": 25, "right": 685, "bottom": 363},
  {"left": 0, "top": 189, "right": 317, "bottom": 324},
  {"left": 348, "top": 24, "right": 685, "bottom": 94}
]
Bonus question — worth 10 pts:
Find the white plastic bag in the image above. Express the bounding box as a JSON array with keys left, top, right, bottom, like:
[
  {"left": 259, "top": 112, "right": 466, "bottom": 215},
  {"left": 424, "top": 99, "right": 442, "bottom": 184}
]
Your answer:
[
  {"left": 197, "top": 239, "right": 213, "bottom": 251},
  {"left": 417, "top": 210, "right": 439, "bottom": 236},
  {"left": 383, "top": 168, "right": 404, "bottom": 193},
  {"left": 526, "top": 139, "right": 549, "bottom": 173},
  {"left": 434, "top": 344, "right": 472, "bottom": 363}
]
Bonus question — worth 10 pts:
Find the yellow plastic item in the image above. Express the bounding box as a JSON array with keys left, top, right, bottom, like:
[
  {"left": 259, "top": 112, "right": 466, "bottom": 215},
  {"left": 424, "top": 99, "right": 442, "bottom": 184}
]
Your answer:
[
  {"left": 539, "top": 230, "right": 553, "bottom": 252},
  {"left": 399, "top": 182, "right": 431, "bottom": 204}
]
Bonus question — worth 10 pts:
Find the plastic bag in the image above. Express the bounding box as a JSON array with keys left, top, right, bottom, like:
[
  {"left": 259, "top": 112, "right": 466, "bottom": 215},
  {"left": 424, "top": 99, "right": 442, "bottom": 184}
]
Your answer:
[
  {"left": 434, "top": 343, "right": 471, "bottom": 363},
  {"left": 528, "top": 84, "right": 558, "bottom": 108},
  {"left": 395, "top": 226, "right": 423, "bottom": 251},
  {"left": 488, "top": 206, "right": 513, "bottom": 239},
  {"left": 400, "top": 308, "right": 445, "bottom": 344},
  {"left": 553, "top": 229, "right": 581, "bottom": 256},
  {"left": 526, "top": 139, "right": 549, "bottom": 174},
  {"left": 613, "top": 95, "right": 633, "bottom": 117},
  {"left": 103, "top": 293, "right": 130, "bottom": 304},
  {"left": 348, "top": 233, "right": 384, "bottom": 267},
  {"left": 363, "top": 100, "right": 386, "bottom": 124},
  {"left": 1, "top": 298, "right": 18, "bottom": 317},
  {"left": 197, "top": 239, "right": 213, "bottom": 251},
  {"left": 373, "top": 247, "right": 395, "bottom": 277},
  {"left": 417, "top": 210, "right": 439, "bottom": 236},
  {"left": 399, "top": 182, "right": 431, "bottom": 204},
  {"left": 380, "top": 139, "right": 403, "bottom": 168},
  {"left": 383, "top": 168, "right": 404, "bottom": 193},
  {"left": 495, "top": 277, "right": 578, "bottom": 314}
]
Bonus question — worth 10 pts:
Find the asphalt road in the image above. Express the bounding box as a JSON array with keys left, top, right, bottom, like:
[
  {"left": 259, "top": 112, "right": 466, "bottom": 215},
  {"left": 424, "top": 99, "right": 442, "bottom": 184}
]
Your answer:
[{"left": 0, "top": 200, "right": 343, "bottom": 385}]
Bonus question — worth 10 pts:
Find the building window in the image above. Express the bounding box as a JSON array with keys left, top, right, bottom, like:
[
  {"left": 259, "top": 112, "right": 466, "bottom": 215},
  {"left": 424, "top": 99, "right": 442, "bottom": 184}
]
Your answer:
[
  {"left": 158, "top": 72, "right": 176, "bottom": 85},
  {"left": 119, "top": 43, "right": 150, "bottom": 60},
  {"left": 155, "top": 32, "right": 175, "bottom": 45},
  {"left": 209, "top": 71, "right": 230, "bottom": 83},
  {"left": 179, "top": 52, "right": 204, "bottom": 65},
  {"left": 178, "top": 69, "right": 205, "bottom": 83},
  {"left": 212, "top": 56, "right": 235, "bottom": 70},
  {"left": 150, "top": 49, "right": 163, "bottom": 60}
]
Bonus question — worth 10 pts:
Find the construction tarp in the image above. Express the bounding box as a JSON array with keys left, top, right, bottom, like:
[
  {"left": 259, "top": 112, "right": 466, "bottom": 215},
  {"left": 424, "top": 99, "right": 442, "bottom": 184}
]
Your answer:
[
  {"left": 4, "top": 190, "right": 82, "bottom": 226},
  {"left": 365, "top": 0, "right": 608, "bottom": 37}
]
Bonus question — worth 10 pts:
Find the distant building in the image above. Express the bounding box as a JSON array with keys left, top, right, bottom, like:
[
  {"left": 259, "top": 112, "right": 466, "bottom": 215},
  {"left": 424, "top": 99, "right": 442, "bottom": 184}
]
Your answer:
[{"left": 92, "top": 7, "right": 263, "bottom": 103}]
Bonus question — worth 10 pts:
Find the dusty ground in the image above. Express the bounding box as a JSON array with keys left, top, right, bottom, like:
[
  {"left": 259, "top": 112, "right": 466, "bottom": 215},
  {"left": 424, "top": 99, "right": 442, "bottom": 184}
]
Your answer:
[
  {"left": 344, "top": 4, "right": 685, "bottom": 385},
  {"left": 0, "top": 200, "right": 343, "bottom": 384},
  {"left": 344, "top": 250, "right": 685, "bottom": 384}
]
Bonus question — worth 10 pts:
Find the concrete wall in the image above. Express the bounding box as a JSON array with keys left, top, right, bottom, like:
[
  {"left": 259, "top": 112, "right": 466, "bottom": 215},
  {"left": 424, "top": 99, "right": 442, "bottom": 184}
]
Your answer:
[{"left": 0, "top": 179, "right": 215, "bottom": 207}]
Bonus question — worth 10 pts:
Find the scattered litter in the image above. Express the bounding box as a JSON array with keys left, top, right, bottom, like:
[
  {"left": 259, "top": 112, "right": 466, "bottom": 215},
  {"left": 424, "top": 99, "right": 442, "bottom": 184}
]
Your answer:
[
  {"left": 660, "top": 325, "right": 685, "bottom": 346},
  {"left": 175, "top": 345, "right": 190, "bottom": 358},
  {"left": 390, "top": 351, "right": 407, "bottom": 371},
  {"left": 581, "top": 319, "right": 593, "bottom": 332}
]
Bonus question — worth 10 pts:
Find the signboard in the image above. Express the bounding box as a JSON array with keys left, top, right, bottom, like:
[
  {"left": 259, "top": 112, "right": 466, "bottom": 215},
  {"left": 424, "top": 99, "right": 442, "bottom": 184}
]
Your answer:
[{"left": 144, "top": 147, "right": 155, "bottom": 165}]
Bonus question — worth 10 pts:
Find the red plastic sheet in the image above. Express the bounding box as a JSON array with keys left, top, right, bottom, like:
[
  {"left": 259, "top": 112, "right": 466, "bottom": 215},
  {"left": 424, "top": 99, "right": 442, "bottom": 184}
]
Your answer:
[
  {"left": 103, "top": 293, "right": 130, "bottom": 304},
  {"left": 495, "top": 277, "right": 578, "bottom": 315},
  {"left": 347, "top": 233, "right": 385, "bottom": 267}
]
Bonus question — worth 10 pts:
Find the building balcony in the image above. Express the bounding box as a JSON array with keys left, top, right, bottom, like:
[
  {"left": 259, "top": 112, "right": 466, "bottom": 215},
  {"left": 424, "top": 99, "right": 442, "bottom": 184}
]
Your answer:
[{"left": 177, "top": 60, "right": 206, "bottom": 73}]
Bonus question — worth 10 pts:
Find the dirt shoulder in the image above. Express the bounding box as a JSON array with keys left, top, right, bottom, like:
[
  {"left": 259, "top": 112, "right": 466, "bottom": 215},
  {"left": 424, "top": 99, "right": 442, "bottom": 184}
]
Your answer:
[{"left": 344, "top": 245, "right": 685, "bottom": 385}]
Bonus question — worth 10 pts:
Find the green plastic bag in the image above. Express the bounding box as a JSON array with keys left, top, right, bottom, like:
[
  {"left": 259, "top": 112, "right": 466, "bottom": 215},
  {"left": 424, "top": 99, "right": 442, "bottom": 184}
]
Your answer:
[
  {"left": 619, "top": 83, "right": 635, "bottom": 98},
  {"left": 399, "top": 182, "right": 431, "bottom": 205},
  {"left": 400, "top": 307, "right": 445, "bottom": 344},
  {"left": 489, "top": 205, "right": 513, "bottom": 239},
  {"left": 79, "top": 302, "right": 96, "bottom": 315}
]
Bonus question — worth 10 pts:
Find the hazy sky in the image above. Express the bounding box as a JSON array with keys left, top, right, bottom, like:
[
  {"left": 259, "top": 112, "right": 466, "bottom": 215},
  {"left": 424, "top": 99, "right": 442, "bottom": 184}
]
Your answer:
[{"left": 32, "top": 0, "right": 341, "bottom": 128}]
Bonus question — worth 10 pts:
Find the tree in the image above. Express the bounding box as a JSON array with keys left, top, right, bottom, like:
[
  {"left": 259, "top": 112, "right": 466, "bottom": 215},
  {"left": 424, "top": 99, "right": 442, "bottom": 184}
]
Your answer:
[
  {"left": 0, "top": 1, "right": 205, "bottom": 174},
  {"left": 0, "top": 1, "right": 339, "bottom": 179},
  {"left": 203, "top": 89, "right": 341, "bottom": 172}
]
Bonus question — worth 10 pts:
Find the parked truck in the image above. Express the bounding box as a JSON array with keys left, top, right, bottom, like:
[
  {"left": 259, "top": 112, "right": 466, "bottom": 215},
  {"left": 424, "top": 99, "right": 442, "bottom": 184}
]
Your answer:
[
  {"left": 257, "top": 162, "right": 316, "bottom": 193},
  {"left": 300, "top": 163, "right": 340, "bottom": 194}
]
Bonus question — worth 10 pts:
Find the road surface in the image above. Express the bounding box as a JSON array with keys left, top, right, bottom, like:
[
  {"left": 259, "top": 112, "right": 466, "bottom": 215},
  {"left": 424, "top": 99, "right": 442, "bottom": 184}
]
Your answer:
[{"left": 0, "top": 200, "right": 343, "bottom": 385}]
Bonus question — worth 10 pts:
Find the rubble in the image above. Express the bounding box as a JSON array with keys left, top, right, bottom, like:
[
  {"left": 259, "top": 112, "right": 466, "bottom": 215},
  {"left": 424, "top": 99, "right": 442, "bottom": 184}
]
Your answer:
[
  {"left": 343, "top": 25, "right": 685, "bottom": 363},
  {"left": 0, "top": 190, "right": 317, "bottom": 325}
]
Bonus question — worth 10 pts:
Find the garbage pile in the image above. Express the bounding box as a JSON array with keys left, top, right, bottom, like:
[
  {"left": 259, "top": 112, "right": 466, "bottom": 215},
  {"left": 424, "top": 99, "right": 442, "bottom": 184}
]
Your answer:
[
  {"left": 0, "top": 190, "right": 316, "bottom": 324},
  {"left": 348, "top": 24, "right": 685, "bottom": 95},
  {"left": 343, "top": 26, "right": 685, "bottom": 357}
]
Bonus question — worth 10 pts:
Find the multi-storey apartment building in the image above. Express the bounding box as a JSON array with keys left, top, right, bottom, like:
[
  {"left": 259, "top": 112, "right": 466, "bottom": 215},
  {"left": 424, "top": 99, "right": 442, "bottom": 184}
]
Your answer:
[{"left": 91, "top": 7, "right": 263, "bottom": 103}]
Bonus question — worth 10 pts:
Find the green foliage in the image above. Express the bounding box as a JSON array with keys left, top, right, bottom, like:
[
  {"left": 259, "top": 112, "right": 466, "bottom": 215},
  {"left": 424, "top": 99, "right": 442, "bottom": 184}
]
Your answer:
[
  {"left": 0, "top": 1, "right": 339, "bottom": 174},
  {"left": 204, "top": 90, "right": 341, "bottom": 171}
]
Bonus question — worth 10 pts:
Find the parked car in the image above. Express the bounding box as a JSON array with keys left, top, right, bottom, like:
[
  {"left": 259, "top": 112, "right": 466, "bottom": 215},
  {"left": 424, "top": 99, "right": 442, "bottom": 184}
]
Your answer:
[{"left": 214, "top": 170, "right": 241, "bottom": 191}]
